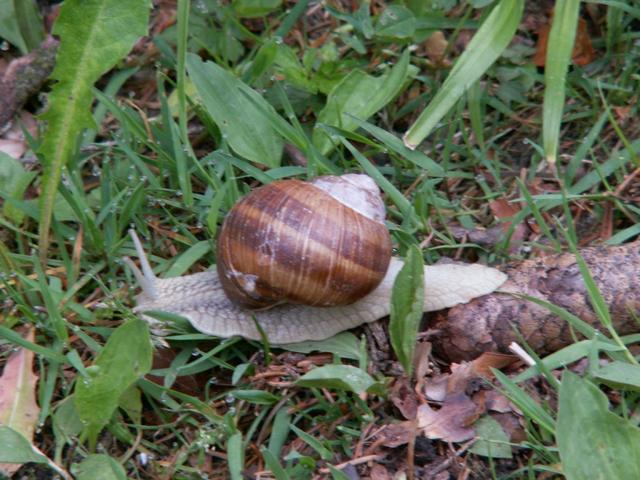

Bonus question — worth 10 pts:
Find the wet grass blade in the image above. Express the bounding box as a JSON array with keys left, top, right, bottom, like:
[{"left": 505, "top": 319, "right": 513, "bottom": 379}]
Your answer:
[
  {"left": 389, "top": 245, "right": 424, "bottom": 377},
  {"left": 402, "top": 0, "right": 523, "bottom": 148},
  {"left": 542, "top": 0, "right": 581, "bottom": 164},
  {"left": 175, "top": 0, "right": 193, "bottom": 206}
]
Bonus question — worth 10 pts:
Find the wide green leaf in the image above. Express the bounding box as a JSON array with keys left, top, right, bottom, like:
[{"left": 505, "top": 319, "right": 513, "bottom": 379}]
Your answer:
[
  {"left": 0, "top": 426, "right": 47, "bottom": 464},
  {"left": 74, "top": 319, "right": 152, "bottom": 448},
  {"left": 594, "top": 361, "right": 640, "bottom": 391},
  {"left": 37, "top": 0, "right": 149, "bottom": 262},
  {"left": 72, "top": 454, "right": 127, "bottom": 480},
  {"left": 233, "top": 0, "right": 282, "bottom": 18},
  {"left": 0, "top": 0, "right": 27, "bottom": 53},
  {"left": 187, "top": 53, "right": 283, "bottom": 167},
  {"left": 375, "top": 5, "right": 416, "bottom": 39},
  {"left": 557, "top": 371, "right": 640, "bottom": 479},
  {"left": 280, "top": 332, "right": 361, "bottom": 360},
  {"left": 0, "top": 153, "right": 37, "bottom": 225},
  {"left": 469, "top": 416, "right": 512, "bottom": 459},
  {"left": 542, "top": 0, "right": 581, "bottom": 164},
  {"left": 296, "top": 365, "right": 378, "bottom": 394},
  {"left": 313, "top": 49, "right": 410, "bottom": 154},
  {"left": 389, "top": 245, "right": 424, "bottom": 376},
  {"left": 403, "top": 0, "right": 524, "bottom": 148}
]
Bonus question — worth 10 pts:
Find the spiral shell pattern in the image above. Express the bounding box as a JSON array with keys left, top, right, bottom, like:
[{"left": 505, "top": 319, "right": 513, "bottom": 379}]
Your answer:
[{"left": 216, "top": 177, "right": 392, "bottom": 308}]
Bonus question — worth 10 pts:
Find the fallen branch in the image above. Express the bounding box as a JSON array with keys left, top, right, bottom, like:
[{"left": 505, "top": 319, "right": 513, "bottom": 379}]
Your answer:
[
  {"left": 432, "top": 242, "right": 640, "bottom": 362},
  {"left": 0, "top": 36, "right": 58, "bottom": 131}
]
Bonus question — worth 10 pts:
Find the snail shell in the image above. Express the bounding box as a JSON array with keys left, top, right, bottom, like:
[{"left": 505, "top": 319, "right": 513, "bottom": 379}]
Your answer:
[{"left": 216, "top": 174, "right": 392, "bottom": 308}]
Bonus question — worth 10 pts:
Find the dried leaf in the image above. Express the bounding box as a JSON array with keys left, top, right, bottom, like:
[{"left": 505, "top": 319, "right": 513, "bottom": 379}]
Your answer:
[
  {"left": 484, "top": 390, "right": 514, "bottom": 414},
  {"left": 390, "top": 377, "right": 418, "bottom": 420},
  {"left": 425, "top": 353, "right": 517, "bottom": 401},
  {"left": 0, "top": 111, "right": 37, "bottom": 159},
  {"left": 376, "top": 421, "right": 413, "bottom": 448},
  {"left": 534, "top": 16, "right": 595, "bottom": 67},
  {"left": 489, "top": 198, "right": 520, "bottom": 220},
  {"left": 424, "top": 31, "right": 449, "bottom": 67},
  {"left": 413, "top": 340, "right": 432, "bottom": 392},
  {"left": 491, "top": 412, "right": 526, "bottom": 443},
  {"left": 417, "top": 393, "right": 480, "bottom": 442},
  {"left": 370, "top": 463, "right": 392, "bottom": 480},
  {"left": 0, "top": 327, "right": 40, "bottom": 475},
  {"left": 613, "top": 105, "right": 632, "bottom": 122},
  {"left": 572, "top": 18, "right": 596, "bottom": 66},
  {"left": 489, "top": 198, "right": 529, "bottom": 252}
]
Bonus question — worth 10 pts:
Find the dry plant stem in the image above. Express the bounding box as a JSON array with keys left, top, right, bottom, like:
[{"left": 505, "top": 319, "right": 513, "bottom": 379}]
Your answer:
[{"left": 432, "top": 242, "right": 640, "bottom": 362}]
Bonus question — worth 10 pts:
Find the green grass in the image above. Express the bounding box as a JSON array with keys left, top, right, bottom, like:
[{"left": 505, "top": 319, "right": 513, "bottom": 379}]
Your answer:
[{"left": 0, "top": 1, "right": 639, "bottom": 478}]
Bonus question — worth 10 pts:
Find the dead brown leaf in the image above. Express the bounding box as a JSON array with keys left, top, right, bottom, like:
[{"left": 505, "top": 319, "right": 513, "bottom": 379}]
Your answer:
[
  {"left": 489, "top": 198, "right": 529, "bottom": 252},
  {"left": 572, "top": 18, "right": 597, "bottom": 66},
  {"left": 613, "top": 105, "right": 632, "bottom": 122},
  {"left": 424, "top": 31, "right": 449, "bottom": 67},
  {"left": 376, "top": 421, "right": 414, "bottom": 448},
  {"left": 425, "top": 353, "right": 517, "bottom": 401},
  {"left": 0, "top": 327, "right": 40, "bottom": 476},
  {"left": 491, "top": 412, "right": 526, "bottom": 443},
  {"left": 390, "top": 377, "right": 418, "bottom": 420},
  {"left": 417, "top": 393, "right": 480, "bottom": 442},
  {"left": 484, "top": 389, "right": 513, "bottom": 414},
  {"left": 0, "top": 111, "right": 37, "bottom": 159},
  {"left": 534, "top": 16, "right": 596, "bottom": 67},
  {"left": 370, "top": 463, "right": 392, "bottom": 480}
]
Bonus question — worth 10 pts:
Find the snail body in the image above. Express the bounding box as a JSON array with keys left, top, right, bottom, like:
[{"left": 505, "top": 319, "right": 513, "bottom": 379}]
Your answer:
[{"left": 125, "top": 174, "right": 508, "bottom": 344}]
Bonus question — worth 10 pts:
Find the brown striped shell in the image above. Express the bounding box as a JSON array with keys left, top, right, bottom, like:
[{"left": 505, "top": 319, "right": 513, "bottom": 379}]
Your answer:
[{"left": 216, "top": 174, "right": 392, "bottom": 309}]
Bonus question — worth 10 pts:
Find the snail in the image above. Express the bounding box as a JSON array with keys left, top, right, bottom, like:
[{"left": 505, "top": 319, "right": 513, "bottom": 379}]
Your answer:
[{"left": 125, "top": 174, "right": 507, "bottom": 344}]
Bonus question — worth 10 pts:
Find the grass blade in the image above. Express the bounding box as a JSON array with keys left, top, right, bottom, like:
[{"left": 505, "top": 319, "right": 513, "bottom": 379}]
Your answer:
[
  {"left": 175, "top": 0, "right": 193, "bottom": 206},
  {"left": 403, "top": 0, "right": 524, "bottom": 148},
  {"left": 227, "top": 431, "right": 244, "bottom": 480},
  {"left": 493, "top": 369, "right": 556, "bottom": 435},
  {"left": 389, "top": 245, "right": 424, "bottom": 376},
  {"left": 542, "top": 0, "right": 581, "bottom": 164},
  {"left": 12, "top": 0, "right": 44, "bottom": 52}
]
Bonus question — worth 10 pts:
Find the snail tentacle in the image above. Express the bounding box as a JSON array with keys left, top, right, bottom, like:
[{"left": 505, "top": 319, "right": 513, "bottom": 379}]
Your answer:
[
  {"left": 126, "top": 231, "right": 507, "bottom": 344},
  {"left": 123, "top": 229, "right": 159, "bottom": 299}
]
